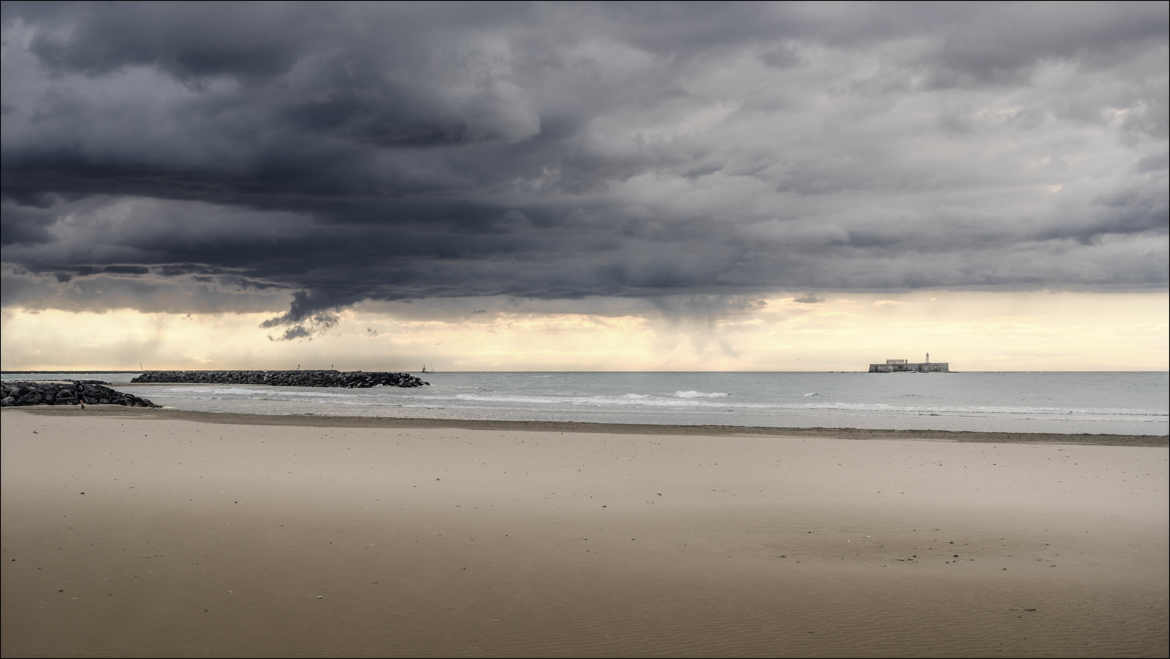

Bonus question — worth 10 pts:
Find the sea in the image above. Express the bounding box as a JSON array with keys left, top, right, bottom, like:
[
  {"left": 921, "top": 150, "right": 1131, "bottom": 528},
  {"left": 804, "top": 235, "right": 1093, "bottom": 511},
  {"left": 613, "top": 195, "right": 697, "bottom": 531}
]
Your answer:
[{"left": 3, "top": 371, "right": 1167, "bottom": 436}]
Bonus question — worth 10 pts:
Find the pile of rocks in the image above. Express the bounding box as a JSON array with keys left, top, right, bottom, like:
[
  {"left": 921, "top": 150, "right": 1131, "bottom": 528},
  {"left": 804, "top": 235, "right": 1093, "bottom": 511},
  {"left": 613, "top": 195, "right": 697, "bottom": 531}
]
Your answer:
[
  {"left": 1, "top": 381, "right": 159, "bottom": 407},
  {"left": 131, "top": 370, "right": 429, "bottom": 388}
]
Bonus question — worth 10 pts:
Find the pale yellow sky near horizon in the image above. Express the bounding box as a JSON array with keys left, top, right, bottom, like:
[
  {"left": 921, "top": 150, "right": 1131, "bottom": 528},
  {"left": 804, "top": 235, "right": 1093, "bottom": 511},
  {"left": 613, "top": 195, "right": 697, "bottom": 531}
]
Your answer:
[{"left": 1, "top": 290, "right": 1167, "bottom": 372}]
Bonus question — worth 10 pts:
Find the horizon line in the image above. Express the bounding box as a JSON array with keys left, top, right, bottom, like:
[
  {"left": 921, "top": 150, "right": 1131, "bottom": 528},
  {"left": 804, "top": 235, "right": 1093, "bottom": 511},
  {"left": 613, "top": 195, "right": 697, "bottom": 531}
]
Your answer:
[{"left": 3, "top": 369, "right": 1169, "bottom": 374}]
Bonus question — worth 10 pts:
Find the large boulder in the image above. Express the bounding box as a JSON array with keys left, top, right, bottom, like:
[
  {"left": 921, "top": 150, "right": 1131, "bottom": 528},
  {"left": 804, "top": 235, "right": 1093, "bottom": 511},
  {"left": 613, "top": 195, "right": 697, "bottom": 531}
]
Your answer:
[{"left": 0, "top": 381, "right": 158, "bottom": 408}]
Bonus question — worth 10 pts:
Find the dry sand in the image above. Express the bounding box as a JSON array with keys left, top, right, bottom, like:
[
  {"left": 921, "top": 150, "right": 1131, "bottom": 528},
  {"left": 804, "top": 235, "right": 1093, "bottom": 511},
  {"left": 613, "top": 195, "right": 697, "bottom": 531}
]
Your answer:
[{"left": 2, "top": 407, "right": 1167, "bottom": 657}]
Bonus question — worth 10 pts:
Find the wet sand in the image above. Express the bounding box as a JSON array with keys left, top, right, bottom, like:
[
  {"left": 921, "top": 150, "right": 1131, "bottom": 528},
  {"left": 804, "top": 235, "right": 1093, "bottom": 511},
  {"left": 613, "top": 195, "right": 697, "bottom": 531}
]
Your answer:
[
  {"left": 2, "top": 407, "right": 1167, "bottom": 657},
  {"left": 12, "top": 404, "right": 1170, "bottom": 447}
]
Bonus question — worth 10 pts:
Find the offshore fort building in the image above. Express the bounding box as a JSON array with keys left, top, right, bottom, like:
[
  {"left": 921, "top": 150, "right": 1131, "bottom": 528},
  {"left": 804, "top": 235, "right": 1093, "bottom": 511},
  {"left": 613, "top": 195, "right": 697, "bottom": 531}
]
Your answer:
[{"left": 868, "top": 353, "right": 949, "bottom": 373}]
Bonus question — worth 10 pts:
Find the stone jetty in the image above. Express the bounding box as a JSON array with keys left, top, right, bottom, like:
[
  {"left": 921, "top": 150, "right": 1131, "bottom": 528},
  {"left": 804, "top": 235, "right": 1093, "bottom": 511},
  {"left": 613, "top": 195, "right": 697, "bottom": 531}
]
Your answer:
[
  {"left": 131, "top": 370, "right": 429, "bottom": 388},
  {"left": 1, "top": 381, "right": 159, "bottom": 407}
]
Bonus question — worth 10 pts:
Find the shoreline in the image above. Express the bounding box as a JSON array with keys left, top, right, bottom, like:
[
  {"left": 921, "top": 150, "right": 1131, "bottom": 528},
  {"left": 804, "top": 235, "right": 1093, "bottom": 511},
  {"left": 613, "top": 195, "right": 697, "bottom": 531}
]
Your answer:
[{"left": 6, "top": 405, "right": 1168, "bottom": 447}]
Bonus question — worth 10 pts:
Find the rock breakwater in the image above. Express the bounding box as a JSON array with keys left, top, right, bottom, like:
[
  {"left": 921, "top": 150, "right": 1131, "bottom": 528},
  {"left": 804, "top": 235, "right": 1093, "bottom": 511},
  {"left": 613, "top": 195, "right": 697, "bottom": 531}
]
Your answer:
[
  {"left": 131, "top": 370, "right": 429, "bottom": 388},
  {"left": 1, "top": 381, "right": 159, "bottom": 407}
]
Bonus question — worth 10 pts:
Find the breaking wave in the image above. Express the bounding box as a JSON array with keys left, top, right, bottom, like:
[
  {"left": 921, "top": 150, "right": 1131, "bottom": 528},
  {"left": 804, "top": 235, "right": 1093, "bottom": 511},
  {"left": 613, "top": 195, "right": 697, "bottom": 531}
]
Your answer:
[
  {"left": 673, "top": 390, "right": 729, "bottom": 399},
  {"left": 111, "top": 371, "right": 1167, "bottom": 434}
]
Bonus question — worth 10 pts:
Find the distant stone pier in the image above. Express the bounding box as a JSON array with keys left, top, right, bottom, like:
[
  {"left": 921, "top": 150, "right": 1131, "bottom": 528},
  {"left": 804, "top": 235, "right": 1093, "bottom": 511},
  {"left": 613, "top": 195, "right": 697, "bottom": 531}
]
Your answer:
[
  {"left": 131, "top": 370, "right": 429, "bottom": 388},
  {"left": 868, "top": 359, "right": 949, "bottom": 373}
]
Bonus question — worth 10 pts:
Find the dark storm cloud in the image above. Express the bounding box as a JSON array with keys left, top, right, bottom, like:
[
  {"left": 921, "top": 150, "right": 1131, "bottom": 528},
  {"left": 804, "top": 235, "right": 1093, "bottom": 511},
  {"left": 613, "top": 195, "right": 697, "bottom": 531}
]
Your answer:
[
  {"left": 794, "top": 294, "right": 825, "bottom": 304},
  {"left": 0, "top": 263, "right": 287, "bottom": 314},
  {"left": 2, "top": 2, "right": 1166, "bottom": 336},
  {"left": 0, "top": 198, "right": 56, "bottom": 245}
]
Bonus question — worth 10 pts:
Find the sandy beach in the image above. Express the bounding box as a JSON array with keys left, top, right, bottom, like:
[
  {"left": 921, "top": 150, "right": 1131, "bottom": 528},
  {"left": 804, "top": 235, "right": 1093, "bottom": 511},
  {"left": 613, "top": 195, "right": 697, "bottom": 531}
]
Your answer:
[{"left": 2, "top": 407, "right": 1167, "bottom": 657}]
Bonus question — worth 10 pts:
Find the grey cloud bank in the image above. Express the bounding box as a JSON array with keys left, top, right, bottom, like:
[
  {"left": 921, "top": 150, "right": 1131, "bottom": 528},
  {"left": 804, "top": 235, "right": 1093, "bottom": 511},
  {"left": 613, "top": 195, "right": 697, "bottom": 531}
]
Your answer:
[{"left": 1, "top": 2, "right": 1166, "bottom": 337}]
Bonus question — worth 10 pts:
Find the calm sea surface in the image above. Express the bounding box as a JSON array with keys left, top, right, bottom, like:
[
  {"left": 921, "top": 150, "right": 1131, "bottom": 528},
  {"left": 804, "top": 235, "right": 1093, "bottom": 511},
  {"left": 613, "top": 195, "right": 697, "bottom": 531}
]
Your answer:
[{"left": 4, "top": 371, "right": 1167, "bottom": 436}]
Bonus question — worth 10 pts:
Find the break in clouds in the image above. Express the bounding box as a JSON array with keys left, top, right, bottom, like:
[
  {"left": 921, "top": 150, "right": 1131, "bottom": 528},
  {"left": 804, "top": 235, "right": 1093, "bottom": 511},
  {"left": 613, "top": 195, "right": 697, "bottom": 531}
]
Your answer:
[{"left": 2, "top": 2, "right": 1167, "bottom": 338}]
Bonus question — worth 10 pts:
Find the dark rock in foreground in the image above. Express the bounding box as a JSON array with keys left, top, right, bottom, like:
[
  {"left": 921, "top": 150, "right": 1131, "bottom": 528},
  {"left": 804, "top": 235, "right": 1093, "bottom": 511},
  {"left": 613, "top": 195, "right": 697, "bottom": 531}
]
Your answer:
[
  {"left": 131, "top": 370, "right": 429, "bottom": 388},
  {"left": 1, "top": 381, "right": 159, "bottom": 408}
]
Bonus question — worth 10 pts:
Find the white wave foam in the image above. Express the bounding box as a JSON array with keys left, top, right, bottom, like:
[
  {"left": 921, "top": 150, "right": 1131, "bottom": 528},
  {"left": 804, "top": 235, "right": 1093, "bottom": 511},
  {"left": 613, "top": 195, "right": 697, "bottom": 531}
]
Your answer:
[
  {"left": 673, "top": 390, "right": 729, "bottom": 399},
  {"left": 152, "top": 386, "right": 354, "bottom": 398},
  {"left": 444, "top": 393, "right": 1169, "bottom": 418},
  {"left": 451, "top": 393, "right": 741, "bottom": 408},
  {"left": 143, "top": 384, "right": 1168, "bottom": 423}
]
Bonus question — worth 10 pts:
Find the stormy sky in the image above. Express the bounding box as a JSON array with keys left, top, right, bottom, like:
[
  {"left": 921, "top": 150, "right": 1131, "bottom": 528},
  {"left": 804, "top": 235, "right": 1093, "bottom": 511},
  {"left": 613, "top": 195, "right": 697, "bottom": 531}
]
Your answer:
[{"left": 1, "top": 2, "right": 1167, "bottom": 352}]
